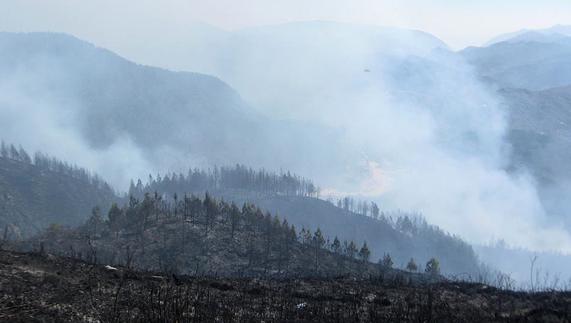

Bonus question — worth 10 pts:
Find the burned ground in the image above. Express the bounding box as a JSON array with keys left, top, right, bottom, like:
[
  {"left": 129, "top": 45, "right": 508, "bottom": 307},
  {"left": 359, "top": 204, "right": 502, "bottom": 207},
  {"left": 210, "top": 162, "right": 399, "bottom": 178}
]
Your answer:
[{"left": 0, "top": 249, "right": 570, "bottom": 322}]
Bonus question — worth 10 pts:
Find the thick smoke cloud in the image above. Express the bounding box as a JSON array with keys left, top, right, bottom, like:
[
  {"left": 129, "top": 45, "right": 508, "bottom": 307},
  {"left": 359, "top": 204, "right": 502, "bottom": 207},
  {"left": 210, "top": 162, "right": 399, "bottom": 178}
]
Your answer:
[{"left": 149, "top": 22, "right": 571, "bottom": 253}]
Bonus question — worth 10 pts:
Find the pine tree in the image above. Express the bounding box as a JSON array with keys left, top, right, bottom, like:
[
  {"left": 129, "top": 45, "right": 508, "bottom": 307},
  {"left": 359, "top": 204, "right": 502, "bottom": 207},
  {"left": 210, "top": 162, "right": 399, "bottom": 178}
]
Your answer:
[
  {"left": 331, "top": 236, "right": 341, "bottom": 254},
  {"left": 0, "top": 141, "right": 7, "bottom": 158},
  {"left": 18, "top": 146, "right": 31, "bottom": 163},
  {"left": 229, "top": 202, "right": 241, "bottom": 239},
  {"left": 9, "top": 144, "right": 19, "bottom": 160},
  {"left": 345, "top": 241, "right": 357, "bottom": 259},
  {"left": 86, "top": 206, "right": 104, "bottom": 238},
  {"left": 358, "top": 242, "right": 371, "bottom": 263},
  {"left": 312, "top": 228, "right": 326, "bottom": 271},
  {"left": 203, "top": 193, "right": 218, "bottom": 237},
  {"left": 406, "top": 258, "right": 418, "bottom": 272},
  {"left": 371, "top": 202, "right": 380, "bottom": 219},
  {"left": 379, "top": 253, "right": 393, "bottom": 270},
  {"left": 425, "top": 258, "right": 440, "bottom": 275},
  {"left": 107, "top": 203, "right": 123, "bottom": 236}
]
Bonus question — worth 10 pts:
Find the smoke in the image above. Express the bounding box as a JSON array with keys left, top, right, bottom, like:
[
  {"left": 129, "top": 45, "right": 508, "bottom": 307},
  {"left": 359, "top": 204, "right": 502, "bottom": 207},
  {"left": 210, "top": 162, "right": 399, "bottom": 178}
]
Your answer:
[
  {"left": 0, "top": 65, "right": 156, "bottom": 188},
  {"left": 1, "top": 20, "right": 570, "bottom": 257},
  {"left": 146, "top": 21, "right": 571, "bottom": 253}
]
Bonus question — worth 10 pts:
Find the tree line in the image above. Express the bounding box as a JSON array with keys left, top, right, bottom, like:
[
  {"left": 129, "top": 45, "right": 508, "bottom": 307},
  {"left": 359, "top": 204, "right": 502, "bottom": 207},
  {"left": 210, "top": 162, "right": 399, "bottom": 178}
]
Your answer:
[
  {"left": 330, "top": 195, "right": 473, "bottom": 271},
  {"left": 129, "top": 165, "right": 320, "bottom": 198},
  {"left": 0, "top": 140, "right": 112, "bottom": 192}
]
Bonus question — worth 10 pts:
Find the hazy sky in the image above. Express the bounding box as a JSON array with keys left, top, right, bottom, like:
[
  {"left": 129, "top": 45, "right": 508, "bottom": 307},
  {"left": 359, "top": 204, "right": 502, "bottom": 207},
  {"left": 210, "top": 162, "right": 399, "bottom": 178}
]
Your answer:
[{"left": 1, "top": 0, "right": 570, "bottom": 49}]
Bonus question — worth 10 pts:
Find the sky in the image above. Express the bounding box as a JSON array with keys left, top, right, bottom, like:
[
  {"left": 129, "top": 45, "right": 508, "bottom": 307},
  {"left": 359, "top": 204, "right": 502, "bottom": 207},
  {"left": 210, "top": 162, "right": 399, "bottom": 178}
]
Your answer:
[{"left": 1, "top": 0, "right": 570, "bottom": 49}]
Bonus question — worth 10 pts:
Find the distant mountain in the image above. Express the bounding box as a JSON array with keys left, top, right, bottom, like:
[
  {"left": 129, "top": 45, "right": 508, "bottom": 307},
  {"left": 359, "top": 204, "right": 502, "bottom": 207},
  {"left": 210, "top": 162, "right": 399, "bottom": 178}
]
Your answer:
[
  {"left": 151, "top": 21, "right": 449, "bottom": 120},
  {"left": 0, "top": 32, "right": 256, "bottom": 160},
  {"left": 500, "top": 86, "right": 571, "bottom": 226},
  {"left": 461, "top": 37, "right": 571, "bottom": 90},
  {"left": 485, "top": 25, "right": 571, "bottom": 46},
  {"left": 0, "top": 32, "right": 350, "bottom": 188},
  {"left": 0, "top": 144, "right": 116, "bottom": 238},
  {"left": 497, "top": 31, "right": 570, "bottom": 45},
  {"left": 462, "top": 27, "right": 571, "bottom": 227}
]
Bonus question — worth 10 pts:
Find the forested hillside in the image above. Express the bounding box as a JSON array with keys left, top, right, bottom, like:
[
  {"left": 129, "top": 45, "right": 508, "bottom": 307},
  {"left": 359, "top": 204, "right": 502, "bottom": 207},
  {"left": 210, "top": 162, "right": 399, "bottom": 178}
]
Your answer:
[
  {"left": 0, "top": 142, "right": 116, "bottom": 238},
  {"left": 0, "top": 140, "right": 477, "bottom": 276},
  {"left": 24, "top": 193, "right": 388, "bottom": 278},
  {"left": 129, "top": 166, "right": 481, "bottom": 276}
]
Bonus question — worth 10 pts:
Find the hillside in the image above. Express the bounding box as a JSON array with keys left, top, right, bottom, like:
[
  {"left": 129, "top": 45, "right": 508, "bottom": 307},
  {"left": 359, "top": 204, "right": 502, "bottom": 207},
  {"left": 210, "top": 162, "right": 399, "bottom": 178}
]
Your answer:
[
  {"left": 0, "top": 144, "right": 116, "bottom": 238},
  {"left": 0, "top": 140, "right": 478, "bottom": 277},
  {"left": 0, "top": 31, "right": 350, "bottom": 188},
  {"left": 484, "top": 25, "right": 571, "bottom": 46},
  {"left": 20, "top": 193, "right": 388, "bottom": 278},
  {"left": 499, "top": 86, "right": 571, "bottom": 227},
  {"left": 129, "top": 167, "right": 481, "bottom": 276},
  {"left": 0, "top": 32, "right": 253, "bottom": 154},
  {"left": 461, "top": 37, "right": 571, "bottom": 90},
  {"left": 462, "top": 33, "right": 571, "bottom": 228},
  {"left": 0, "top": 249, "right": 569, "bottom": 322},
  {"left": 501, "top": 86, "right": 571, "bottom": 184}
]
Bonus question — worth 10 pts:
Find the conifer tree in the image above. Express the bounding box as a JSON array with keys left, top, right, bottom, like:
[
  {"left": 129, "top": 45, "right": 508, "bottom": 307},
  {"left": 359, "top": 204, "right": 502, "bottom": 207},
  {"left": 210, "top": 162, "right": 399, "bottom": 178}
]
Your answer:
[
  {"left": 312, "top": 228, "right": 326, "bottom": 271},
  {"left": 358, "top": 241, "right": 371, "bottom": 263},
  {"left": 107, "top": 203, "right": 123, "bottom": 236},
  {"left": 379, "top": 253, "right": 393, "bottom": 270},
  {"left": 425, "top": 258, "right": 440, "bottom": 275},
  {"left": 331, "top": 236, "right": 341, "bottom": 255},
  {"left": 406, "top": 258, "right": 418, "bottom": 272},
  {"left": 229, "top": 202, "right": 241, "bottom": 239},
  {"left": 345, "top": 241, "right": 357, "bottom": 259}
]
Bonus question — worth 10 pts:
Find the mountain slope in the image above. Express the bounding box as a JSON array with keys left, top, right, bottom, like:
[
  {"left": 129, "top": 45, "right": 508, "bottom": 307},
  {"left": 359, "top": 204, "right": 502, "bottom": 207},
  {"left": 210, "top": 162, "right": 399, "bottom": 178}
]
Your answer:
[
  {"left": 0, "top": 32, "right": 257, "bottom": 158},
  {"left": 462, "top": 29, "right": 571, "bottom": 228},
  {"left": 23, "top": 193, "right": 381, "bottom": 278},
  {"left": 461, "top": 36, "right": 571, "bottom": 90},
  {"left": 500, "top": 86, "right": 571, "bottom": 226},
  {"left": 155, "top": 21, "right": 449, "bottom": 120},
  {"left": 130, "top": 167, "right": 481, "bottom": 276},
  {"left": 0, "top": 149, "right": 116, "bottom": 238},
  {"left": 485, "top": 25, "right": 571, "bottom": 46},
  {"left": 0, "top": 31, "right": 350, "bottom": 189}
]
